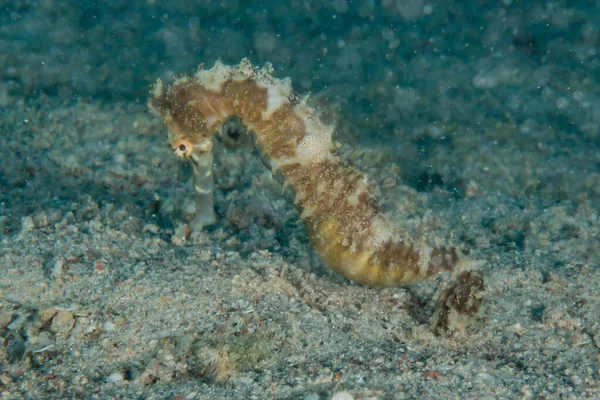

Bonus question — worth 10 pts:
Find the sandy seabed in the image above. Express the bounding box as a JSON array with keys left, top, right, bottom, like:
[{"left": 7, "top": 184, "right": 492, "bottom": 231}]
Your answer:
[{"left": 1, "top": 1, "right": 599, "bottom": 399}]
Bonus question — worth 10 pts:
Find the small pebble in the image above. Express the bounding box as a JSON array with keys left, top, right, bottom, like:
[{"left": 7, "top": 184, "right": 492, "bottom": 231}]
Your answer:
[
  {"left": 542, "top": 303, "right": 568, "bottom": 323},
  {"left": 103, "top": 320, "right": 115, "bottom": 333},
  {"left": 0, "top": 374, "right": 12, "bottom": 385},
  {"left": 20, "top": 216, "right": 35, "bottom": 233},
  {"left": 7, "top": 313, "right": 30, "bottom": 332},
  {"left": 51, "top": 258, "right": 65, "bottom": 278},
  {"left": 331, "top": 392, "right": 354, "bottom": 400},
  {"left": 106, "top": 372, "right": 124, "bottom": 383},
  {"left": 6, "top": 334, "right": 25, "bottom": 362},
  {"left": 0, "top": 312, "right": 12, "bottom": 331},
  {"left": 51, "top": 311, "right": 75, "bottom": 337}
]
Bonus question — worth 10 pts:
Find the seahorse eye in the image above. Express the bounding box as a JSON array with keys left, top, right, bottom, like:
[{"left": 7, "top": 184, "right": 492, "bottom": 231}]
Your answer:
[{"left": 174, "top": 140, "right": 193, "bottom": 158}]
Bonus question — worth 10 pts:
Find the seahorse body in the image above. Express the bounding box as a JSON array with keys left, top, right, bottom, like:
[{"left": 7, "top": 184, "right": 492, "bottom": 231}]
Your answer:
[{"left": 149, "top": 59, "right": 463, "bottom": 287}]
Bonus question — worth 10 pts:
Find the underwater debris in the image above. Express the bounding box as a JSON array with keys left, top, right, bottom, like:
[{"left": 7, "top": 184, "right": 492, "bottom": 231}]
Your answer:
[
  {"left": 433, "top": 270, "right": 485, "bottom": 332},
  {"left": 148, "top": 59, "right": 484, "bottom": 324}
]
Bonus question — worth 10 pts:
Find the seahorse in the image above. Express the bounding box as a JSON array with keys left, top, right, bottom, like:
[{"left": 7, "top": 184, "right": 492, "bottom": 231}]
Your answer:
[{"left": 148, "top": 59, "right": 482, "bottom": 301}]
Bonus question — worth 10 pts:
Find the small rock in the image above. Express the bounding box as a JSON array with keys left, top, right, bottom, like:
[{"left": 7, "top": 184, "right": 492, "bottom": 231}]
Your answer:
[
  {"left": 20, "top": 216, "right": 35, "bottom": 233},
  {"left": 0, "top": 347, "right": 7, "bottom": 364},
  {"left": 542, "top": 303, "right": 568, "bottom": 324},
  {"left": 7, "top": 313, "right": 30, "bottom": 332},
  {"left": 171, "top": 224, "right": 192, "bottom": 246},
  {"left": 331, "top": 392, "right": 354, "bottom": 400},
  {"left": 56, "top": 211, "right": 76, "bottom": 229},
  {"left": 106, "top": 372, "right": 124, "bottom": 383},
  {"left": 303, "top": 395, "right": 319, "bottom": 400},
  {"left": 51, "top": 258, "right": 65, "bottom": 278},
  {"left": 142, "top": 224, "right": 159, "bottom": 234},
  {"left": 593, "top": 334, "right": 600, "bottom": 349},
  {"left": 48, "top": 209, "right": 63, "bottom": 224},
  {"left": 103, "top": 320, "right": 115, "bottom": 333},
  {"left": 39, "top": 308, "right": 58, "bottom": 326},
  {"left": 51, "top": 311, "right": 75, "bottom": 338},
  {"left": 6, "top": 333, "right": 25, "bottom": 362},
  {"left": 0, "top": 374, "right": 12, "bottom": 385},
  {"left": 0, "top": 311, "right": 13, "bottom": 330},
  {"left": 33, "top": 212, "right": 50, "bottom": 228}
]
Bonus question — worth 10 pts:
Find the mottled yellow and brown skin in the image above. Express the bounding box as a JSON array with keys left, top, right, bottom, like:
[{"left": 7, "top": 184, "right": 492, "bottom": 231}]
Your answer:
[{"left": 148, "top": 59, "right": 468, "bottom": 288}]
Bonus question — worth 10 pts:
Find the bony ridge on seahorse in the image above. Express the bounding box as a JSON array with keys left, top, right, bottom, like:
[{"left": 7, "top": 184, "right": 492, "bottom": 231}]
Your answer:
[{"left": 148, "top": 59, "right": 483, "bottom": 329}]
